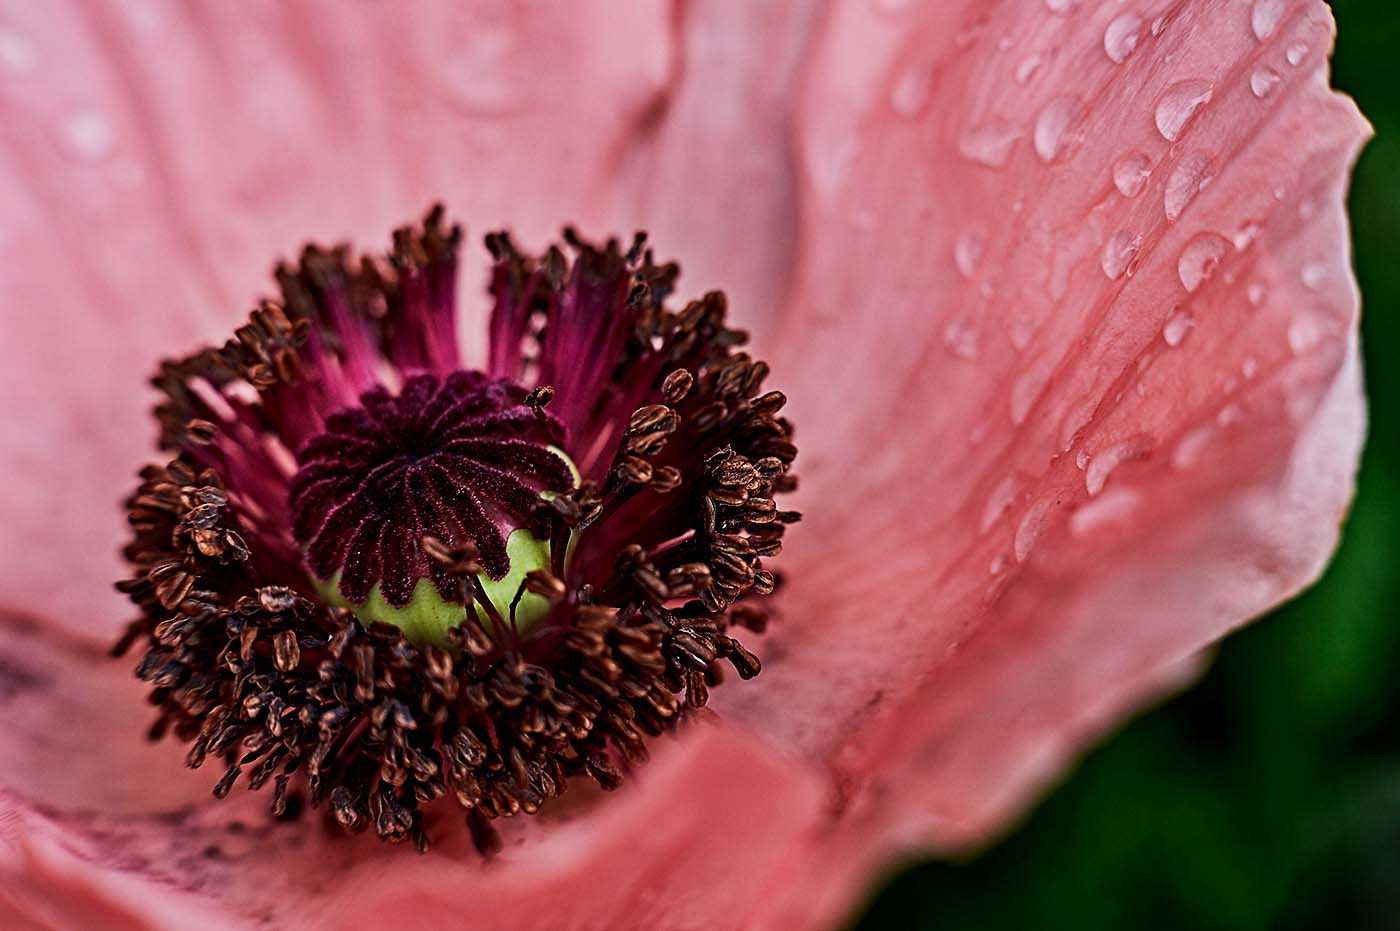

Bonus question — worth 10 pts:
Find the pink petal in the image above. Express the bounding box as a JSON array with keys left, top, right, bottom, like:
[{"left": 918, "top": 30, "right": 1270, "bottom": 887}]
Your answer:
[
  {"left": 0, "top": 0, "right": 673, "bottom": 639},
  {"left": 718, "top": 2, "right": 1366, "bottom": 921},
  {"left": 2, "top": 689, "right": 823, "bottom": 929},
  {"left": 607, "top": 0, "right": 822, "bottom": 328}
]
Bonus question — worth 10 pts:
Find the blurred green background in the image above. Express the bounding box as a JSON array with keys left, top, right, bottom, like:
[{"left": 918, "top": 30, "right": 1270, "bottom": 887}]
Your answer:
[{"left": 855, "top": 2, "right": 1399, "bottom": 928}]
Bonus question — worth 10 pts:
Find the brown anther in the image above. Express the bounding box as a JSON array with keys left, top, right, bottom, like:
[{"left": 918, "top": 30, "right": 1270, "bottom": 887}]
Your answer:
[
  {"left": 525, "top": 385, "right": 556, "bottom": 414},
  {"left": 661, "top": 368, "right": 694, "bottom": 403}
]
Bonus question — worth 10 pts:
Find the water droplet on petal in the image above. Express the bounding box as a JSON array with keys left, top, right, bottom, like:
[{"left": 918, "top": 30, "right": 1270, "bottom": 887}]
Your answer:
[
  {"left": 1250, "top": 65, "right": 1281, "bottom": 98},
  {"left": 811, "top": 135, "right": 858, "bottom": 198},
  {"left": 1101, "top": 230, "right": 1142, "bottom": 280},
  {"left": 1162, "top": 308, "right": 1195, "bottom": 346},
  {"left": 980, "top": 475, "right": 1022, "bottom": 532},
  {"left": 943, "top": 319, "right": 982, "bottom": 361},
  {"left": 1076, "top": 449, "right": 1091, "bottom": 470},
  {"left": 1155, "top": 80, "right": 1213, "bottom": 142},
  {"left": 1085, "top": 440, "right": 1147, "bottom": 496},
  {"left": 0, "top": 31, "right": 37, "bottom": 73},
  {"left": 441, "top": 27, "right": 523, "bottom": 114},
  {"left": 1070, "top": 488, "right": 1141, "bottom": 536},
  {"left": 1014, "top": 500, "right": 1053, "bottom": 562},
  {"left": 1044, "top": 0, "right": 1080, "bottom": 13},
  {"left": 1172, "top": 425, "right": 1215, "bottom": 470},
  {"left": 1287, "top": 311, "right": 1327, "bottom": 354},
  {"left": 1164, "top": 152, "right": 1216, "bottom": 221},
  {"left": 1177, "top": 233, "right": 1229, "bottom": 293},
  {"left": 1009, "top": 313, "right": 1036, "bottom": 350},
  {"left": 1252, "top": 0, "right": 1287, "bottom": 39},
  {"left": 1033, "top": 96, "right": 1083, "bottom": 163},
  {"left": 1014, "top": 54, "right": 1042, "bottom": 85},
  {"left": 891, "top": 63, "right": 934, "bottom": 118},
  {"left": 1232, "top": 221, "right": 1262, "bottom": 250},
  {"left": 1286, "top": 42, "right": 1309, "bottom": 66},
  {"left": 1011, "top": 360, "right": 1053, "bottom": 425},
  {"left": 957, "top": 121, "right": 1021, "bottom": 168},
  {"left": 1301, "top": 262, "right": 1326, "bottom": 290},
  {"left": 1113, "top": 152, "right": 1152, "bottom": 197},
  {"left": 954, "top": 232, "right": 985, "bottom": 278},
  {"left": 62, "top": 111, "right": 114, "bottom": 160},
  {"left": 1103, "top": 13, "right": 1144, "bottom": 63}
]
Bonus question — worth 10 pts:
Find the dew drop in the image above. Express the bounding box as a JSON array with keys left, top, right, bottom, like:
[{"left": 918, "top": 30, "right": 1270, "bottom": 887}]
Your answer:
[
  {"left": 1085, "top": 440, "right": 1146, "bottom": 496},
  {"left": 1232, "top": 221, "right": 1262, "bottom": 250},
  {"left": 1058, "top": 401, "right": 1095, "bottom": 453},
  {"left": 0, "top": 31, "right": 37, "bottom": 73},
  {"left": 1070, "top": 488, "right": 1141, "bottom": 536},
  {"left": 1177, "top": 233, "right": 1228, "bottom": 293},
  {"left": 1162, "top": 308, "right": 1195, "bottom": 346},
  {"left": 943, "top": 319, "right": 982, "bottom": 361},
  {"left": 1014, "top": 500, "right": 1053, "bottom": 562},
  {"left": 1301, "top": 262, "right": 1326, "bottom": 290},
  {"left": 441, "top": 27, "right": 523, "bottom": 114},
  {"left": 1075, "top": 449, "right": 1090, "bottom": 470},
  {"left": 811, "top": 135, "right": 858, "bottom": 198},
  {"left": 980, "top": 475, "right": 1022, "bottom": 532},
  {"left": 1009, "top": 313, "right": 1036, "bottom": 350},
  {"left": 1164, "top": 152, "right": 1216, "bottom": 221},
  {"left": 1252, "top": 0, "right": 1287, "bottom": 39},
  {"left": 891, "top": 63, "right": 934, "bottom": 118},
  {"left": 1287, "top": 311, "right": 1326, "bottom": 354},
  {"left": 1250, "top": 65, "right": 1281, "bottom": 98},
  {"left": 1043, "top": 0, "right": 1079, "bottom": 13},
  {"left": 1286, "top": 42, "right": 1309, "bottom": 66},
  {"left": 1103, "top": 13, "right": 1144, "bottom": 63},
  {"left": 63, "top": 111, "right": 114, "bottom": 160},
  {"left": 1154, "top": 80, "right": 1213, "bottom": 142},
  {"left": 1100, "top": 230, "right": 1142, "bottom": 280},
  {"left": 1171, "top": 425, "right": 1215, "bottom": 470},
  {"left": 954, "top": 232, "right": 985, "bottom": 278},
  {"left": 1010, "top": 361, "right": 1053, "bottom": 425},
  {"left": 1033, "top": 96, "right": 1083, "bottom": 163},
  {"left": 1113, "top": 152, "right": 1152, "bottom": 197},
  {"left": 957, "top": 121, "right": 1020, "bottom": 168},
  {"left": 1014, "top": 54, "right": 1042, "bottom": 85}
]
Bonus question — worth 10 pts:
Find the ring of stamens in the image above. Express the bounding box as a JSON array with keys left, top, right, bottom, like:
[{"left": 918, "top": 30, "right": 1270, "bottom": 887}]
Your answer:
[{"left": 115, "top": 206, "right": 798, "bottom": 851}]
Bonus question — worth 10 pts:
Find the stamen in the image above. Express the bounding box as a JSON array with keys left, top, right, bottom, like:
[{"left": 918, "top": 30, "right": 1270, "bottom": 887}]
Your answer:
[{"left": 116, "top": 206, "right": 798, "bottom": 849}]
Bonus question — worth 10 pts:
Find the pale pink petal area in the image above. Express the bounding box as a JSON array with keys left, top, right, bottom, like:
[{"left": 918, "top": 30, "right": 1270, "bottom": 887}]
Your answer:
[
  {"left": 0, "top": 616, "right": 213, "bottom": 814},
  {"left": 609, "top": 0, "right": 821, "bottom": 326},
  {"left": 0, "top": 0, "right": 673, "bottom": 639},
  {"left": 716, "top": 2, "right": 1366, "bottom": 923},
  {"left": 2, "top": 717, "right": 823, "bottom": 930}
]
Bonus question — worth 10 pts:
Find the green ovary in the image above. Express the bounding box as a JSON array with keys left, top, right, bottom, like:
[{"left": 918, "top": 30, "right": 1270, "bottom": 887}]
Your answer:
[{"left": 316, "top": 528, "right": 557, "bottom": 648}]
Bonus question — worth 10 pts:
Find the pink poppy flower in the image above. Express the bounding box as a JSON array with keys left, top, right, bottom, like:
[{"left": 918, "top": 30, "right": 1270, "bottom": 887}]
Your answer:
[{"left": 0, "top": 0, "right": 1369, "bottom": 928}]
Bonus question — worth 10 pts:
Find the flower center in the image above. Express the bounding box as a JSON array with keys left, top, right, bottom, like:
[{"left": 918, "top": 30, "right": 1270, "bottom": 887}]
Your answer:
[
  {"left": 290, "top": 372, "right": 575, "bottom": 645},
  {"left": 116, "top": 206, "right": 799, "bottom": 852}
]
